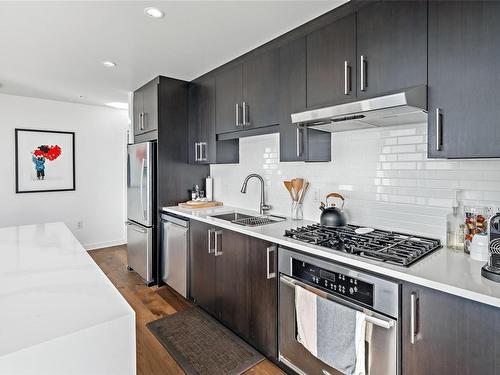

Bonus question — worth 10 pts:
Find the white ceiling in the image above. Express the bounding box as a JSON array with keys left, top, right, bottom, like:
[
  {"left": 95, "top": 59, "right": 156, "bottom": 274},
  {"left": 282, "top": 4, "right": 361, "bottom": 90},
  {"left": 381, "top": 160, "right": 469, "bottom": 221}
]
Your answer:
[{"left": 0, "top": 0, "right": 348, "bottom": 108}]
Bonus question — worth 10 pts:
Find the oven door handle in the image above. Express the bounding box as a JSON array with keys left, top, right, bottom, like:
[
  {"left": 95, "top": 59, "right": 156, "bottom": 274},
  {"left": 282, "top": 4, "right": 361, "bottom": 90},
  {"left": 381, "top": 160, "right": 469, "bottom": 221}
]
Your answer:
[{"left": 280, "top": 275, "right": 395, "bottom": 330}]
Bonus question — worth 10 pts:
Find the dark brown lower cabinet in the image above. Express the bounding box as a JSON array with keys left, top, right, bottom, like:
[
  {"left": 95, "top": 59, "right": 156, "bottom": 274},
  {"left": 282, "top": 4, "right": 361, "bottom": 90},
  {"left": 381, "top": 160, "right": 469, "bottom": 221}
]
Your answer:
[
  {"left": 215, "top": 228, "right": 251, "bottom": 339},
  {"left": 402, "top": 282, "right": 500, "bottom": 375},
  {"left": 189, "top": 220, "right": 216, "bottom": 315},
  {"left": 189, "top": 220, "right": 277, "bottom": 359},
  {"left": 248, "top": 236, "right": 277, "bottom": 359}
]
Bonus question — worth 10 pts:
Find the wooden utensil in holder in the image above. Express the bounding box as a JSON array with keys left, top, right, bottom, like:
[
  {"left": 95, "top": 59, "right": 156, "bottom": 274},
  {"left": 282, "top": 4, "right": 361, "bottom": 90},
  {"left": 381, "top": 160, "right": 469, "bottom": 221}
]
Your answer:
[{"left": 284, "top": 178, "right": 309, "bottom": 220}]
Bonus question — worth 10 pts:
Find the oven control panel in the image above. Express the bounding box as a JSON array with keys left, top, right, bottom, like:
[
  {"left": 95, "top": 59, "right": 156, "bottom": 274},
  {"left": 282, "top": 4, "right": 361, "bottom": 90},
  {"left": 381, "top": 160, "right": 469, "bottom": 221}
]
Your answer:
[{"left": 292, "top": 259, "right": 374, "bottom": 307}]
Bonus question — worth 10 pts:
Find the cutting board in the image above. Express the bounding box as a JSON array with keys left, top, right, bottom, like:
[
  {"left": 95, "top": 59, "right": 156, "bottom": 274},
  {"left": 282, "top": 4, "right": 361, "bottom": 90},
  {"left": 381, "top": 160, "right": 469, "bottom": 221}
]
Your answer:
[{"left": 178, "top": 201, "right": 223, "bottom": 209}]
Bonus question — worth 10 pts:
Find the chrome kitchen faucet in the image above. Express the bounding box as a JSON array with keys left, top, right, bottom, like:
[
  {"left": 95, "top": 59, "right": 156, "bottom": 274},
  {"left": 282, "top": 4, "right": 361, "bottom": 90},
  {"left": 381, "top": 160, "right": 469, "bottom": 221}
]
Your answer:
[{"left": 240, "top": 173, "right": 271, "bottom": 215}]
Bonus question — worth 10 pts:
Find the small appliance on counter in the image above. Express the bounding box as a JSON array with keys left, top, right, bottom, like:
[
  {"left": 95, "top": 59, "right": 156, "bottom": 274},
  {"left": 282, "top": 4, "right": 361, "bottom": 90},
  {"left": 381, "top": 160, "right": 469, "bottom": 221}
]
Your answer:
[
  {"left": 482, "top": 213, "right": 500, "bottom": 282},
  {"left": 319, "top": 192, "right": 346, "bottom": 227}
]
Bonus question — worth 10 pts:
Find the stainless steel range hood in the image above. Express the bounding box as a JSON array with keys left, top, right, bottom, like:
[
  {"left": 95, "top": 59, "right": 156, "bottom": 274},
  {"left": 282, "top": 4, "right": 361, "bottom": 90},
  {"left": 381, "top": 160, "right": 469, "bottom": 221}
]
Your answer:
[{"left": 291, "top": 85, "right": 427, "bottom": 132}]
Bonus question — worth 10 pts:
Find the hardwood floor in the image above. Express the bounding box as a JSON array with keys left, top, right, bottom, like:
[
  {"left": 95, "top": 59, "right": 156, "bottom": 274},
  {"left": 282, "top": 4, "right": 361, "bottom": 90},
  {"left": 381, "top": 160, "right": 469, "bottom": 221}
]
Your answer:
[{"left": 89, "top": 245, "right": 284, "bottom": 375}]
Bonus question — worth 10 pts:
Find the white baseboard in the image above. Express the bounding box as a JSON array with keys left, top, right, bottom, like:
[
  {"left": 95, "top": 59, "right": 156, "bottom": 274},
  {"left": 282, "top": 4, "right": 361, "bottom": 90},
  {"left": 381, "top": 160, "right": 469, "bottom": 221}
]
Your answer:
[{"left": 84, "top": 239, "right": 126, "bottom": 251}]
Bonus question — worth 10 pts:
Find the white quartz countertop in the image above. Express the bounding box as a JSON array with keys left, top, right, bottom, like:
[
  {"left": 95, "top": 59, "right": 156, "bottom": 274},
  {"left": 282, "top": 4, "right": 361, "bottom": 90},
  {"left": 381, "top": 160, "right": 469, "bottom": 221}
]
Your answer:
[
  {"left": 163, "top": 205, "right": 500, "bottom": 309},
  {"left": 0, "top": 222, "right": 135, "bottom": 374}
]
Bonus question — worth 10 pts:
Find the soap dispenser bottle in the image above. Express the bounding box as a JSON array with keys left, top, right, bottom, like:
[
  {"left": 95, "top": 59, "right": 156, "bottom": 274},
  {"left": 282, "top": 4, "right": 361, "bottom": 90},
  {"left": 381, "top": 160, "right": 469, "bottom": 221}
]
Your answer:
[{"left": 447, "top": 190, "right": 464, "bottom": 250}]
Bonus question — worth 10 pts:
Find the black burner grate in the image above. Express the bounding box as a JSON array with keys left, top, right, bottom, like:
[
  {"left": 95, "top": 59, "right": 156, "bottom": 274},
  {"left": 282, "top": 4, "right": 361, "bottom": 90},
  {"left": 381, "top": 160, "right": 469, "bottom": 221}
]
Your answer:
[{"left": 284, "top": 224, "right": 441, "bottom": 267}]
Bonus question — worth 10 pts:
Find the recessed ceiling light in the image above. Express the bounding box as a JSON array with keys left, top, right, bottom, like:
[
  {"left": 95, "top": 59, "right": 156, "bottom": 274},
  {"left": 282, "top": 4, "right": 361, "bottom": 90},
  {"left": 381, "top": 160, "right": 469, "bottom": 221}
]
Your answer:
[
  {"left": 102, "top": 61, "right": 117, "bottom": 68},
  {"left": 144, "top": 7, "right": 164, "bottom": 18},
  {"left": 106, "top": 102, "right": 128, "bottom": 110}
]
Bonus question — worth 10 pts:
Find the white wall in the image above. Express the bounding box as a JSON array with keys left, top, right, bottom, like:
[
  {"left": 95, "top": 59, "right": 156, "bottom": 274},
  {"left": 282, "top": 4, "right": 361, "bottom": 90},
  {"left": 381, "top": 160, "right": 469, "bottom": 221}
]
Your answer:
[
  {"left": 0, "top": 93, "right": 129, "bottom": 249},
  {"left": 210, "top": 124, "right": 500, "bottom": 241}
]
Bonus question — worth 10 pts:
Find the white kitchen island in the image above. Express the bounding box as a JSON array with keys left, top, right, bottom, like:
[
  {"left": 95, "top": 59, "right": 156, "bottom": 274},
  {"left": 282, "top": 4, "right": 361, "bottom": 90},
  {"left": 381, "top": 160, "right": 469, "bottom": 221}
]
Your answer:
[{"left": 0, "top": 222, "right": 135, "bottom": 375}]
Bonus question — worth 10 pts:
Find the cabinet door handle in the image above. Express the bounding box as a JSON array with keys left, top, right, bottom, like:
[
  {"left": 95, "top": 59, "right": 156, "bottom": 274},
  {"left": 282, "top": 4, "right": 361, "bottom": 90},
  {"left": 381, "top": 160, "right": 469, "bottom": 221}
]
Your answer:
[
  {"left": 235, "top": 103, "right": 241, "bottom": 127},
  {"left": 344, "top": 60, "right": 351, "bottom": 95},
  {"left": 296, "top": 127, "right": 303, "bottom": 157},
  {"left": 214, "top": 230, "right": 223, "bottom": 256},
  {"left": 140, "top": 112, "right": 145, "bottom": 130},
  {"left": 242, "top": 102, "right": 249, "bottom": 126},
  {"left": 194, "top": 142, "right": 199, "bottom": 161},
  {"left": 410, "top": 292, "right": 419, "bottom": 344},
  {"left": 360, "top": 55, "right": 367, "bottom": 92},
  {"left": 207, "top": 229, "right": 214, "bottom": 254},
  {"left": 266, "top": 246, "right": 276, "bottom": 279},
  {"left": 199, "top": 142, "right": 207, "bottom": 161},
  {"left": 436, "top": 108, "right": 443, "bottom": 151}
]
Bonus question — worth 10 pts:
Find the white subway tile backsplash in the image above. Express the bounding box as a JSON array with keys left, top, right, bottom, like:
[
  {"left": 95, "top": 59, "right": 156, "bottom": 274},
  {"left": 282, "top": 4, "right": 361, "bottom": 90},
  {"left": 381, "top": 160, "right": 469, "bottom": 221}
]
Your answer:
[
  {"left": 210, "top": 124, "right": 500, "bottom": 240},
  {"left": 416, "top": 144, "right": 427, "bottom": 152},
  {"left": 384, "top": 138, "right": 398, "bottom": 146},
  {"left": 397, "top": 153, "right": 424, "bottom": 161},
  {"left": 423, "top": 161, "right": 461, "bottom": 170},
  {"left": 397, "top": 135, "right": 425, "bottom": 144},
  {"left": 391, "top": 145, "right": 417, "bottom": 153},
  {"left": 385, "top": 128, "right": 417, "bottom": 137}
]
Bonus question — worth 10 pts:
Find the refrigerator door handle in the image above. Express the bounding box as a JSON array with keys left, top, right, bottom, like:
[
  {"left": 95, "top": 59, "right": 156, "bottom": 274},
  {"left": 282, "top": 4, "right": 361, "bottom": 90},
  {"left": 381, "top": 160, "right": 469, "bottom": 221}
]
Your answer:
[
  {"left": 125, "top": 221, "right": 147, "bottom": 234},
  {"left": 140, "top": 158, "right": 146, "bottom": 221},
  {"left": 145, "top": 155, "right": 150, "bottom": 222}
]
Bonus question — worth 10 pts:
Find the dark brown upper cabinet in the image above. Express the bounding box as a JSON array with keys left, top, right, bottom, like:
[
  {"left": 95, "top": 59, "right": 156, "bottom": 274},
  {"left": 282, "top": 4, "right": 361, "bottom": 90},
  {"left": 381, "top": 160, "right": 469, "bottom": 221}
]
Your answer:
[
  {"left": 188, "top": 76, "right": 216, "bottom": 164},
  {"left": 242, "top": 48, "right": 280, "bottom": 129},
  {"left": 133, "top": 77, "right": 159, "bottom": 137},
  {"left": 215, "top": 64, "right": 243, "bottom": 134},
  {"left": 356, "top": 0, "right": 427, "bottom": 98},
  {"left": 189, "top": 76, "right": 239, "bottom": 164},
  {"left": 215, "top": 48, "right": 280, "bottom": 135},
  {"left": 306, "top": 13, "right": 356, "bottom": 109},
  {"left": 279, "top": 37, "right": 331, "bottom": 162},
  {"left": 428, "top": 1, "right": 500, "bottom": 158}
]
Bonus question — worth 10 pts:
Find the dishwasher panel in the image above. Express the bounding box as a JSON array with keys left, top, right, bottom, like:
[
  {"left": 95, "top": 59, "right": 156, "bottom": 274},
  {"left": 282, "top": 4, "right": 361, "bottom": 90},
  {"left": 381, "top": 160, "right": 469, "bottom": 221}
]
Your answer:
[{"left": 161, "top": 214, "right": 189, "bottom": 297}]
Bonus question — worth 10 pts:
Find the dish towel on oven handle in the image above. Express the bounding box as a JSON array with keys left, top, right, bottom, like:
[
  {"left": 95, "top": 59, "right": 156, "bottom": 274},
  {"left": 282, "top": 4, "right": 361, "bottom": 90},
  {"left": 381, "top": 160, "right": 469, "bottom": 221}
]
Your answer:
[{"left": 295, "top": 285, "right": 367, "bottom": 375}]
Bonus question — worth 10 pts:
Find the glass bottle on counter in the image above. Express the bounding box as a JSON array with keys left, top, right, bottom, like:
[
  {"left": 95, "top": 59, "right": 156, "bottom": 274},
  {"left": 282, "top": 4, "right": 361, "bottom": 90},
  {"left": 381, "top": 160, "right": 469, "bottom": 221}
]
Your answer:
[{"left": 447, "top": 190, "right": 465, "bottom": 251}]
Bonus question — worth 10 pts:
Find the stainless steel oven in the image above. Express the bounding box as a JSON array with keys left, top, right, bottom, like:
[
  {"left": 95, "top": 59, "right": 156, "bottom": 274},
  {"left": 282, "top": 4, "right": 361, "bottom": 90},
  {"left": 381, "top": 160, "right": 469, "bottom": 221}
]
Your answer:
[{"left": 278, "top": 247, "right": 400, "bottom": 375}]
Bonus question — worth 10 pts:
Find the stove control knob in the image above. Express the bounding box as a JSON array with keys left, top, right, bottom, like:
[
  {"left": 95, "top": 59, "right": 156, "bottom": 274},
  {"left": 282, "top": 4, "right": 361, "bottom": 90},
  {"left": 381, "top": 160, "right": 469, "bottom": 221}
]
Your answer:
[{"left": 349, "top": 287, "right": 354, "bottom": 295}]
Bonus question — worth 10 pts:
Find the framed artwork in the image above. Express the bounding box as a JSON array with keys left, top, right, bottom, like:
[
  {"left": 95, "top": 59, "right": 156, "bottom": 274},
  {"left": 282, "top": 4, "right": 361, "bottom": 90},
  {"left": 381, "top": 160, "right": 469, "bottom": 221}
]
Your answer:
[{"left": 15, "top": 129, "right": 75, "bottom": 193}]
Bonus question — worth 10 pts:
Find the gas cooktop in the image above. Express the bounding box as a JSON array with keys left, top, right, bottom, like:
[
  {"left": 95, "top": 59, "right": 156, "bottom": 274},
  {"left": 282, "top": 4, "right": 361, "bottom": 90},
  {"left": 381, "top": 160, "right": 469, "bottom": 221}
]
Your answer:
[{"left": 284, "top": 224, "right": 441, "bottom": 267}]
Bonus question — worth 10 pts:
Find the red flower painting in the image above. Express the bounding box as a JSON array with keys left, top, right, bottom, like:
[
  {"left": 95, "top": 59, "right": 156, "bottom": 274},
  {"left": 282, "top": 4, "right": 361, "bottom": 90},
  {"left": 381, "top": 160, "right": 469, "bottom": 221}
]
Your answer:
[
  {"left": 33, "top": 145, "right": 62, "bottom": 161},
  {"left": 32, "top": 145, "right": 62, "bottom": 180}
]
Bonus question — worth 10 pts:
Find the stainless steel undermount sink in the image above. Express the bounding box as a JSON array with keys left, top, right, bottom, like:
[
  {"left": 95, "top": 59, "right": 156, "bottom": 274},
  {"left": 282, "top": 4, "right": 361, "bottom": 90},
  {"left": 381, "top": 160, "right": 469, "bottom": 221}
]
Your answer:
[{"left": 210, "top": 212, "right": 286, "bottom": 227}]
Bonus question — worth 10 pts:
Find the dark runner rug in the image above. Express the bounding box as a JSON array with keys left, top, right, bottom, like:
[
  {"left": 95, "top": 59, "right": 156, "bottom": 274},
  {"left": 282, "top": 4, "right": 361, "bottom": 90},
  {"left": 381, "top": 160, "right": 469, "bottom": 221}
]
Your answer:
[{"left": 146, "top": 307, "right": 264, "bottom": 375}]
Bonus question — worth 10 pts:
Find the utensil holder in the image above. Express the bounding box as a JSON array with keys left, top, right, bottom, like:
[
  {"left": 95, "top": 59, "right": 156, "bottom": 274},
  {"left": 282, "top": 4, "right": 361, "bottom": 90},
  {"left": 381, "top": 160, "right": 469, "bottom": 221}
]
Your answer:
[{"left": 291, "top": 202, "right": 303, "bottom": 220}]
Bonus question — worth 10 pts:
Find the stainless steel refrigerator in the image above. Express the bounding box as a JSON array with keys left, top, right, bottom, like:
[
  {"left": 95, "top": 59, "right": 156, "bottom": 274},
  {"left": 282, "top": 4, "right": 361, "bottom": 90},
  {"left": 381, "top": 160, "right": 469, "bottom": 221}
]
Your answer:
[{"left": 126, "top": 141, "right": 155, "bottom": 285}]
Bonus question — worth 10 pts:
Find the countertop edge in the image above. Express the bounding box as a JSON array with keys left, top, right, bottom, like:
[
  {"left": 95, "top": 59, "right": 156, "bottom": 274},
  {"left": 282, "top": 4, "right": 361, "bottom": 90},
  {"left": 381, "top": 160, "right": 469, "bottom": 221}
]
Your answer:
[{"left": 162, "top": 206, "right": 500, "bottom": 309}]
